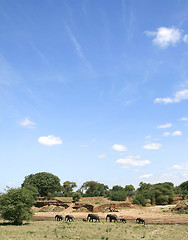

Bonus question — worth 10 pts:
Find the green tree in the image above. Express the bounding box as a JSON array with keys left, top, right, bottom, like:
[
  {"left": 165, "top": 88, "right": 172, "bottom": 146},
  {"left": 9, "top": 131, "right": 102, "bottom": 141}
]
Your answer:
[
  {"left": 178, "top": 180, "right": 188, "bottom": 199},
  {"left": 112, "top": 185, "right": 124, "bottom": 191},
  {"left": 152, "top": 182, "right": 175, "bottom": 205},
  {"left": 21, "top": 172, "right": 62, "bottom": 197},
  {"left": 22, "top": 184, "right": 39, "bottom": 198},
  {"left": 72, "top": 192, "right": 81, "bottom": 202},
  {"left": 80, "top": 181, "right": 109, "bottom": 197},
  {"left": 62, "top": 181, "right": 77, "bottom": 197},
  {"left": 0, "top": 187, "right": 35, "bottom": 225},
  {"left": 133, "top": 193, "right": 148, "bottom": 206},
  {"left": 108, "top": 190, "right": 127, "bottom": 201},
  {"left": 124, "top": 185, "right": 135, "bottom": 197}
]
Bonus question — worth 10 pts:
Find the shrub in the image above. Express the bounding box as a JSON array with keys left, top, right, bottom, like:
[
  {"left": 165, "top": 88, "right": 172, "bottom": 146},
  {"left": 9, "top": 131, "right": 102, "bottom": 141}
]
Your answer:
[
  {"left": 0, "top": 187, "right": 35, "bottom": 225},
  {"left": 72, "top": 192, "right": 81, "bottom": 202},
  {"left": 133, "top": 193, "right": 148, "bottom": 206},
  {"left": 108, "top": 190, "right": 127, "bottom": 201}
]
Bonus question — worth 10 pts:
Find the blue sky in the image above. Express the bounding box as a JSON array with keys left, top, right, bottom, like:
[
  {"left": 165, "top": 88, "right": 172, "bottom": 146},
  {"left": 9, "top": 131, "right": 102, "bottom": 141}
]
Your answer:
[{"left": 0, "top": 0, "right": 188, "bottom": 192}]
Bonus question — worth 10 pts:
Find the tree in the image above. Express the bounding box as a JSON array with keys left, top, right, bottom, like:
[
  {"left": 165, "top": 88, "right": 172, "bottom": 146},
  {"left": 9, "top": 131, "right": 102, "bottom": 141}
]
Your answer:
[
  {"left": 112, "top": 185, "right": 124, "bottom": 192},
  {"left": 133, "top": 193, "right": 148, "bottom": 206},
  {"left": 22, "top": 184, "right": 39, "bottom": 198},
  {"left": 80, "top": 181, "right": 109, "bottom": 197},
  {"left": 62, "top": 181, "right": 77, "bottom": 197},
  {"left": 152, "top": 182, "right": 174, "bottom": 205},
  {"left": 108, "top": 185, "right": 127, "bottom": 201},
  {"left": 124, "top": 185, "right": 135, "bottom": 197},
  {"left": 0, "top": 187, "right": 35, "bottom": 225},
  {"left": 108, "top": 190, "right": 127, "bottom": 201},
  {"left": 178, "top": 180, "right": 188, "bottom": 199},
  {"left": 21, "top": 172, "right": 62, "bottom": 197},
  {"left": 72, "top": 192, "right": 81, "bottom": 202}
]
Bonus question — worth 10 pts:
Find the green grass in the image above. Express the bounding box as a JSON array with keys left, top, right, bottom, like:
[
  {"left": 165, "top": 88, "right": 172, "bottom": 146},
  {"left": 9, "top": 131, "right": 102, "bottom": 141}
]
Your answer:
[{"left": 0, "top": 220, "right": 188, "bottom": 240}]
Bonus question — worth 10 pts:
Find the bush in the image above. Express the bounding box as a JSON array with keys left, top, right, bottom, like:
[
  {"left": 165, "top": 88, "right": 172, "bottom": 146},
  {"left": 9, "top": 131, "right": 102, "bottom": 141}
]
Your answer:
[
  {"left": 133, "top": 193, "right": 148, "bottom": 206},
  {"left": 0, "top": 187, "right": 35, "bottom": 225},
  {"left": 108, "top": 190, "right": 127, "bottom": 201},
  {"left": 72, "top": 192, "right": 81, "bottom": 202},
  {"left": 155, "top": 195, "right": 169, "bottom": 205}
]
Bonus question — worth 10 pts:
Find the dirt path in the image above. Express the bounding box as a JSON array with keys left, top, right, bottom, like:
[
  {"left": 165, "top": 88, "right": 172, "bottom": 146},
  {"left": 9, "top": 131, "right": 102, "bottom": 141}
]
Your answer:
[
  {"left": 33, "top": 205, "right": 188, "bottom": 224},
  {"left": 62, "top": 202, "right": 74, "bottom": 214}
]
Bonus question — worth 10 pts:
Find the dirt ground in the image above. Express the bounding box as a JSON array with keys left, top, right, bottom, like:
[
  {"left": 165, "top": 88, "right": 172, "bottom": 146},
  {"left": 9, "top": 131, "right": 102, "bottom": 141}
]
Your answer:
[{"left": 33, "top": 204, "right": 188, "bottom": 224}]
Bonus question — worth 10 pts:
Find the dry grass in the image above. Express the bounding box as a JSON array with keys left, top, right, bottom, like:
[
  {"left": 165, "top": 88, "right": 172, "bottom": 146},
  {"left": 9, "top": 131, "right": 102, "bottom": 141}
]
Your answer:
[
  {"left": 55, "top": 197, "right": 73, "bottom": 202},
  {"left": 0, "top": 220, "right": 188, "bottom": 240}
]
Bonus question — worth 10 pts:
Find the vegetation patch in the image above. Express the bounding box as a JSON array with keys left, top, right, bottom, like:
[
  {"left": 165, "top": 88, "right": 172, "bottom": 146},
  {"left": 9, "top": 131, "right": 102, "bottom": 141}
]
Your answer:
[
  {"left": 172, "top": 201, "right": 188, "bottom": 214},
  {"left": 0, "top": 220, "right": 188, "bottom": 240}
]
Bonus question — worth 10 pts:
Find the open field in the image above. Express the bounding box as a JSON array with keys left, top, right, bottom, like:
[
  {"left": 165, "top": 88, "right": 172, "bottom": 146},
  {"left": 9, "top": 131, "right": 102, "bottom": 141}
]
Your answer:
[
  {"left": 33, "top": 202, "right": 188, "bottom": 224},
  {"left": 1, "top": 198, "right": 188, "bottom": 239},
  {"left": 1, "top": 220, "right": 188, "bottom": 240}
]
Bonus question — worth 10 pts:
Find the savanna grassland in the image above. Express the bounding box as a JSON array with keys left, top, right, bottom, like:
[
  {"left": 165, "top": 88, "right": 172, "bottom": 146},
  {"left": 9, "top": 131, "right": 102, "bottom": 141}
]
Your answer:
[{"left": 0, "top": 220, "right": 188, "bottom": 240}]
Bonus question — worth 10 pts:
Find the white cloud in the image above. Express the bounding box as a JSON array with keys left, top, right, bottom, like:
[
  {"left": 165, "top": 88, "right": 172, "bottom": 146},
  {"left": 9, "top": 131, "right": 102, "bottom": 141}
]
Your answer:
[
  {"left": 139, "top": 174, "right": 153, "bottom": 179},
  {"left": 171, "top": 163, "right": 188, "bottom": 170},
  {"left": 180, "top": 117, "right": 188, "bottom": 121},
  {"left": 116, "top": 155, "right": 150, "bottom": 168},
  {"left": 172, "top": 130, "right": 182, "bottom": 136},
  {"left": 97, "top": 154, "right": 107, "bottom": 159},
  {"left": 163, "top": 132, "right": 170, "bottom": 137},
  {"left": 38, "top": 135, "right": 62, "bottom": 146},
  {"left": 183, "top": 34, "right": 188, "bottom": 43},
  {"left": 20, "top": 117, "right": 36, "bottom": 129},
  {"left": 154, "top": 89, "right": 188, "bottom": 104},
  {"left": 145, "top": 27, "right": 182, "bottom": 48},
  {"left": 157, "top": 123, "right": 172, "bottom": 129},
  {"left": 143, "top": 143, "right": 162, "bottom": 150},
  {"left": 112, "top": 144, "right": 128, "bottom": 152}
]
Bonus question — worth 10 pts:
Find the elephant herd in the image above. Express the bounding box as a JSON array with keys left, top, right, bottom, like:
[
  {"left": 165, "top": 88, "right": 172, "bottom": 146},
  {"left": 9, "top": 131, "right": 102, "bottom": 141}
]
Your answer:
[{"left": 55, "top": 214, "right": 145, "bottom": 225}]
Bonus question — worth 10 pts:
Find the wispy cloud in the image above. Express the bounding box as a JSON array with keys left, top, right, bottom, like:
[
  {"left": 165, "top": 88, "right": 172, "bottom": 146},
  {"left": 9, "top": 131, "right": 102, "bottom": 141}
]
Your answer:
[
  {"left": 97, "top": 154, "right": 107, "bottom": 159},
  {"left": 183, "top": 34, "right": 188, "bottom": 43},
  {"left": 163, "top": 130, "right": 182, "bottom": 136},
  {"left": 154, "top": 89, "right": 188, "bottom": 104},
  {"left": 163, "top": 132, "right": 170, "bottom": 137},
  {"left": 180, "top": 117, "right": 188, "bottom": 121},
  {"left": 157, "top": 123, "right": 172, "bottom": 129},
  {"left": 65, "top": 23, "right": 92, "bottom": 69},
  {"left": 145, "top": 135, "right": 152, "bottom": 139},
  {"left": 80, "top": 144, "right": 88, "bottom": 148},
  {"left": 139, "top": 173, "right": 153, "bottom": 179},
  {"left": 116, "top": 155, "right": 151, "bottom": 168},
  {"left": 145, "top": 27, "right": 182, "bottom": 48},
  {"left": 38, "top": 135, "right": 62, "bottom": 146},
  {"left": 143, "top": 143, "right": 162, "bottom": 150},
  {"left": 19, "top": 117, "right": 36, "bottom": 129},
  {"left": 112, "top": 144, "right": 128, "bottom": 152},
  {"left": 171, "top": 163, "right": 188, "bottom": 170},
  {"left": 0, "top": 54, "right": 20, "bottom": 86},
  {"left": 31, "top": 42, "right": 50, "bottom": 67}
]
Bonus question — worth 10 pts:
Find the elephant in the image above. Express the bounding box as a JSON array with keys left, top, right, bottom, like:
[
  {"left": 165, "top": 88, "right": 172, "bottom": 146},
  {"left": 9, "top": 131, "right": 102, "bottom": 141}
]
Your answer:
[
  {"left": 87, "top": 214, "right": 100, "bottom": 222},
  {"left": 106, "top": 214, "right": 118, "bottom": 222},
  {"left": 65, "top": 214, "right": 75, "bottom": 222},
  {"left": 119, "top": 218, "right": 126, "bottom": 223},
  {"left": 136, "top": 218, "right": 145, "bottom": 225},
  {"left": 83, "top": 218, "right": 87, "bottom": 222},
  {"left": 55, "top": 215, "right": 63, "bottom": 221}
]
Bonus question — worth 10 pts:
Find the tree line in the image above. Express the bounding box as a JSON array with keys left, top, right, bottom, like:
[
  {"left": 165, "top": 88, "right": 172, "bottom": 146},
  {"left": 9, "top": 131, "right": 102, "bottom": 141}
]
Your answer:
[
  {"left": 20, "top": 172, "right": 188, "bottom": 205},
  {"left": 0, "top": 171, "right": 188, "bottom": 225}
]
